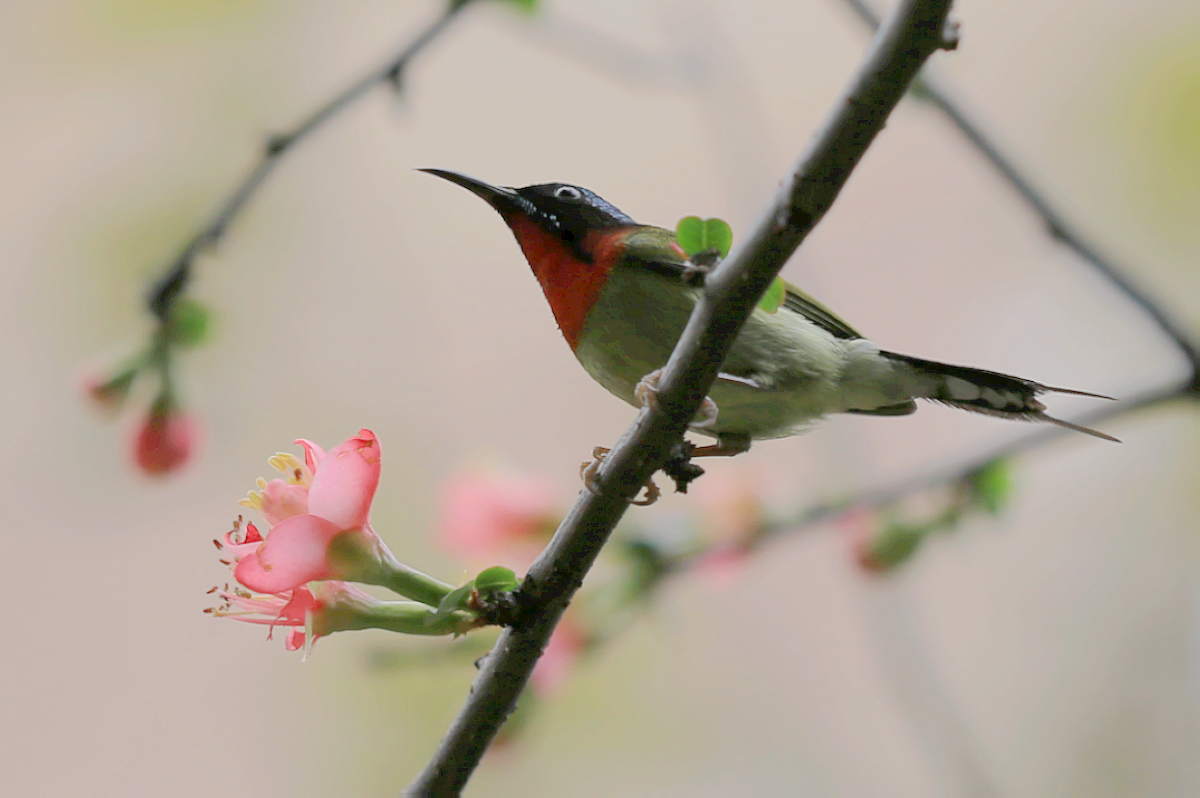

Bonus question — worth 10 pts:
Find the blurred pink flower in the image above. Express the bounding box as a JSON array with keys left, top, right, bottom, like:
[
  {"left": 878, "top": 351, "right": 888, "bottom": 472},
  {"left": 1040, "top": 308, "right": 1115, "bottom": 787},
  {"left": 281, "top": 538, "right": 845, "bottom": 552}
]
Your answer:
[
  {"left": 226, "top": 429, "right": 398, "bottom": 595},
  {"left": 132, "top": 401, "right": 196, "bottom": 475},
  {"left": 692, "top": 469, "right": 766, "bottom": 548},
  {"left": 438, "top": 468, "right": 561, "bottom": 560},
  {"left": 530, "top": 615, "right": 589, "bottom": 695},
  {"left": 688, "top": 469, "right": 769, "bottom": 584}
]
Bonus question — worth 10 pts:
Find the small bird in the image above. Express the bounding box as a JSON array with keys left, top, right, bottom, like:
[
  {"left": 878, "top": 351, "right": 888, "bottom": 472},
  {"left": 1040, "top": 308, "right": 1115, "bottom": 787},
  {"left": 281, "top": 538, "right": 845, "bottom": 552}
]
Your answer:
[{"left": 422, "top": 169, "right": 1116, "bottom": 455}]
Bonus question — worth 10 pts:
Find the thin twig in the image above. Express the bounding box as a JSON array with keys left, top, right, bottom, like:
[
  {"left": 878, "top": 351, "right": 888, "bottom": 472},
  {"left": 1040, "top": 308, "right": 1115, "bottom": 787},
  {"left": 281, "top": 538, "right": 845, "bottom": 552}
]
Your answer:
[
  {"left": 840, "top": 0, "right": 1200, "bottom": 393},
  {"left": 146, "top": 0, "right": 478, "bottom": 320},
  {"left": 768, "top": 378, "right": 1185, "bottom": 541},
  {"left": 406, "top": 0, "right": 957, "bottom": 792},
  {"left": 654, "top": 376, "right": 1188, "bottom": 572}
]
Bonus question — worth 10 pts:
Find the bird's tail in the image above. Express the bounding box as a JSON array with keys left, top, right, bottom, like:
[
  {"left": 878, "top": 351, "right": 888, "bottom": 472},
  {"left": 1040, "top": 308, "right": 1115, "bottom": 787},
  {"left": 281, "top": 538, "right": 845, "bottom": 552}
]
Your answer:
[{"left": 881, "top": 351, "right": 1119, "bottom": 442}]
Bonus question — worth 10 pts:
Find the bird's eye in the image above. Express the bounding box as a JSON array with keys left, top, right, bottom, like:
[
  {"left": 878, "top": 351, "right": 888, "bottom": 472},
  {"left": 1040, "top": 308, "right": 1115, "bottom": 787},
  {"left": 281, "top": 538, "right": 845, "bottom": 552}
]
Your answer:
[{"left": 553, "top": 185, "right": 582, "bottom": 201}]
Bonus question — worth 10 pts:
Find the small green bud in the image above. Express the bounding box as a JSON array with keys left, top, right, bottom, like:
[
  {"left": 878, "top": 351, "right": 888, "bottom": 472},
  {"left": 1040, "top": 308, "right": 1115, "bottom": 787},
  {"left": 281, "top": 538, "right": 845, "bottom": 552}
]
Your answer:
[
  {"left": 966, "top": 458, "right": 1011, "bottom": 515},
  {"left": 473, "top": 566, "right": 519, "bottom": 596},
  {"left": 491, "top": 0, "right": 539, "bottom": 14},
  {"left": 862, "top": 523, "right": 924, "bottom": 573},
  {"left": 166, "top": 298, "right": 212, "bottom": 348}
]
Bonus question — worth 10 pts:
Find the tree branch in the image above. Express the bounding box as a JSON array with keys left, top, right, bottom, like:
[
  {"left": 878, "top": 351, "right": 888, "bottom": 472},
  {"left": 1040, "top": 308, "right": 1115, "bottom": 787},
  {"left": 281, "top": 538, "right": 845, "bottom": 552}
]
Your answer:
[
  {"left": 406, "top": 0, "right": 957, "bottom": 792},
  {"left": 674, "top": 376, "right": 1188, "bottom": 565},
  {"left": 841, "top": 0, "right": 1200, "bottom": 394},
  {"left": 146, "top": 0, "right": 478, "bottom": 320}
]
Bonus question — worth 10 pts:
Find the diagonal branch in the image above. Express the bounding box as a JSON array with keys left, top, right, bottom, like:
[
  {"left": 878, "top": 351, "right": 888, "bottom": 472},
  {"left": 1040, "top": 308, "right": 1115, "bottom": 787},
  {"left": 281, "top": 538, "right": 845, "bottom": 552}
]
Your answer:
[
  {"left": 146, "top": 0, "right": 478, "bottom": 320},
  {"left": 406, "top": 0, "right": 958, "bottom": 792},
  {"left": 841, "top": 0, "right": 1200, "bottom": 393},
  {"left": 659, "top": 375, "right": 1188, "bottom": 568}
]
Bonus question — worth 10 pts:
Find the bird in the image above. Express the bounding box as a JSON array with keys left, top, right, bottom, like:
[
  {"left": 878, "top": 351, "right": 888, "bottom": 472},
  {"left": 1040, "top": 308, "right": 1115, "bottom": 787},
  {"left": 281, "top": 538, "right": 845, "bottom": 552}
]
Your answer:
[{"left": 421, "top": 169, "right": 1117, "bottom": 457}]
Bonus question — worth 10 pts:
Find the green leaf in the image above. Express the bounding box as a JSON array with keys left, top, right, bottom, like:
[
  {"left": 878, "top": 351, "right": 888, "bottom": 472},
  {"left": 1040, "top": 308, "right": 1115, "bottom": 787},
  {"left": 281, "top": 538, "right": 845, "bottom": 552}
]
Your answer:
[
  {"left": 757, "top": 276, "right": 787, "bottom": 313},
  {"left": 473, "top": 566, "right": 519, "bottom": 596},
  {"left": 426, "top": 581, "right": 474, "bottom": 627},
  {"left": 490, "top": 0, "right": 539, "bottom": 14},
  {"left": 966, "top": 458, "right": 1011, "bottom": 515},
  {"left": 674, "top": 216, "right": 733, "bottom": 258},
  {"left": 705, "top": 218, "right": 732, "bottom": 258},
  {"left": 675, "top": 216, "right": 704, "bottom": 256},
  {"left": 167, "top": 298, "right": 211, "bottom": 348}
]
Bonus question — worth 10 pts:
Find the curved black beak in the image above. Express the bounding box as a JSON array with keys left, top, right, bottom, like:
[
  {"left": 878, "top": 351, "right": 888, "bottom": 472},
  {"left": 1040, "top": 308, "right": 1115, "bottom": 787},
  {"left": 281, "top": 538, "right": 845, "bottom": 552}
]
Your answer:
[{"left": 418, "top": 168, "right": 520, "bottom": 213}]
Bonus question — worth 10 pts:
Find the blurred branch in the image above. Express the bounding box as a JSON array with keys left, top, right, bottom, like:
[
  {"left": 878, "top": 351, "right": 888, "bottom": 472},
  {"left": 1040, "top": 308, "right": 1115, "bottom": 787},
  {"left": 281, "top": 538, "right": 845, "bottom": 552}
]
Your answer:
[
  {"left": 660, "top": 376, "right": 1187, "bottom": 576},
  {"left": 841, "top": 0, "right": 1200, "bottom": 395},
  {"left": 145, "top": 0, "right": 478, "bottom": 320},
  {"left": 406, "top": 0, "right": 957, "bottom": 792}
]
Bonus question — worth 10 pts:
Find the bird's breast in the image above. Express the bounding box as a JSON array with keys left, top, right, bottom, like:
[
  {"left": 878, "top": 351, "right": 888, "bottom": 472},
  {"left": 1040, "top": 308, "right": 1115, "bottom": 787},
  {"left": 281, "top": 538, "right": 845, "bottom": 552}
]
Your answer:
[
  {"left": 505, "top": 215, "right": 617, "bottom": 349},
  {"left": 573, "top": 265, "right": 701, "bottom": 404}
]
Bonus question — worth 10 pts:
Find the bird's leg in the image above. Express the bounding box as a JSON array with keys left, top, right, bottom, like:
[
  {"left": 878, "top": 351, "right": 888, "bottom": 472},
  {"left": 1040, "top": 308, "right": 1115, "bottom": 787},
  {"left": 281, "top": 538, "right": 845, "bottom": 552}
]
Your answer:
[
  {"left": 689, "top": 432, "right": 752, "bottom": 459},
  {"left": 658, "top": 432, "right": 752, "bottom": 494},
  {"left": 634, "top": 368, "right": 720, "bottom": 429},
  {"left": 580, "top": 446, "right": 661, "bottom": 506}
]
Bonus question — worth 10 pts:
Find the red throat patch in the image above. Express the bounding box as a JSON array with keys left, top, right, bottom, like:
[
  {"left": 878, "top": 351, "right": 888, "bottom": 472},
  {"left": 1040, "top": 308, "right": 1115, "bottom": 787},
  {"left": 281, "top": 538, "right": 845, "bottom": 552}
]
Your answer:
[{"left": 503, "top": 216, "right": 629, "bottom": 349}]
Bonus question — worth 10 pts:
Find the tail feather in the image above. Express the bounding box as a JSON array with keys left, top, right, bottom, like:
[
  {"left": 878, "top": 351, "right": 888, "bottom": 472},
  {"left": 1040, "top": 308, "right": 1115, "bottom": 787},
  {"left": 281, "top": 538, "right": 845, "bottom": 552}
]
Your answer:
[{"left": 881, "top": 352, "right": 1119, "bottom": 442}]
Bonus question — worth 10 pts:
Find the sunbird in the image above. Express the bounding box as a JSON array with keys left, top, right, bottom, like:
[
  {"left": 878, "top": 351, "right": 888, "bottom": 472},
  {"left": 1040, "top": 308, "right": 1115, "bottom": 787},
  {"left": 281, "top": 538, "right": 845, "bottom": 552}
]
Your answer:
[{"left": 423, "top": 169, "right": 1116, "bottom": 455}]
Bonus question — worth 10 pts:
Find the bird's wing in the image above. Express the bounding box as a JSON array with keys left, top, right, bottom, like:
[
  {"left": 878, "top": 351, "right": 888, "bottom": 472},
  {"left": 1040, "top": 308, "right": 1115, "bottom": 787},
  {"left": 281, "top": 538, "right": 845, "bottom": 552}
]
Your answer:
[{"left": 781, "top": 283, "right": 863, "bottom": 340}]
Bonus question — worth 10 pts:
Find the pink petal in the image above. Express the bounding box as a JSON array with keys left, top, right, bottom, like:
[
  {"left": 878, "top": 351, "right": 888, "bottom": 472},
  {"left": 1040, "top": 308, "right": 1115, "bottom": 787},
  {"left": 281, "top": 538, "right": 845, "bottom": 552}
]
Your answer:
[
  {"left": 277, "top": 585, "right": 321, "bottom": 625},
  {"left": 260, "top": 479, "right": 309, "bottom": 525},
  {"left": 294, "top": 439, "right": 325, "bottom": 473},
  {"left": 219, "top": 521, "right": 263, "bottom": 563},
  {"left": 306, "top": 430, "right": 381, "bottom": 530},
  {"left": 233, "top": 514, "right": 341, "bottom": 594}
]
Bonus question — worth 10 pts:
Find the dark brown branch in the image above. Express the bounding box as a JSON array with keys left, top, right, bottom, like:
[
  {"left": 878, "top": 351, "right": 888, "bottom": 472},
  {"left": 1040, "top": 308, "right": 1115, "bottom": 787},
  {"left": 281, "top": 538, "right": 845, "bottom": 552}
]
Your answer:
[
  {"left": 405, "top": 0, "right": 957, "bottom": 792},
  {"left": 146, "top": 0, "right": 477, "bottom": 320},
  {"left": 841, "top": 0, "right": 1200, "bottom": 395}
]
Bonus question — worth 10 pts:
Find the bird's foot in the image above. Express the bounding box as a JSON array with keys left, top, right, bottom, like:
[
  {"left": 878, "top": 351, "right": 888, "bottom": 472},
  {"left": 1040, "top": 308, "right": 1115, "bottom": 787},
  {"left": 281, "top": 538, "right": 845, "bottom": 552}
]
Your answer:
[
  {"left": 689, "top": 432, "right": 752, "bottom": 458},
  {"left": 658, "top": 433, "right": 751, "bottom": 494},
  {"left": 635, "top": 368, "right": 720, "bottom": 429},
  {"left": 580, "top": 446, "right": 662, "bottom": 506}
]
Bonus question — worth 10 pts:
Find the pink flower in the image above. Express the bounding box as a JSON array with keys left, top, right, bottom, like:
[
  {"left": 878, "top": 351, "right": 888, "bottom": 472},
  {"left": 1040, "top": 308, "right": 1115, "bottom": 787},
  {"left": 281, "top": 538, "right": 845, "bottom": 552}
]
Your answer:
[
  {"left": 692, "top": 469, "right": 766, "bottom": 549},
  {"left": 437, "top": 468, "right": 561, "bottom": 561},
  {"left": 132, "top": 401, "right": 196, "bottom": 475},
  {"left": 688, "top": 469, "right": 769, "bottom": 584},
  {"left": 227, "top": 430, "right": 398, "bottom": 595},
  {"left": 530, "top": 615, "right": 589, "bottom": 695},
  {"left": 208, "top": 580, "right": 375, "bottom": 655}
]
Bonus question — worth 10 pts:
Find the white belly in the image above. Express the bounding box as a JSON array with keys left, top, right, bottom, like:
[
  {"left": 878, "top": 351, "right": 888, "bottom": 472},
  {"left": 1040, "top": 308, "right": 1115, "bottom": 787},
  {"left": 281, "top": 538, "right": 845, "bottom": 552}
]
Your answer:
[{"left": 572, "top": 267, "right": 874, "bottom": 440}]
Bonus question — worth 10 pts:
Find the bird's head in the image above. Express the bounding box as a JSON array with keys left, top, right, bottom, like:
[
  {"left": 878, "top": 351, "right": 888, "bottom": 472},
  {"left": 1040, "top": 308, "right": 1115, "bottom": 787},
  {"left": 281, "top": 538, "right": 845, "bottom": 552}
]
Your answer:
[{"left": 421, "top": 169, "right": 646, "bottom": 347}]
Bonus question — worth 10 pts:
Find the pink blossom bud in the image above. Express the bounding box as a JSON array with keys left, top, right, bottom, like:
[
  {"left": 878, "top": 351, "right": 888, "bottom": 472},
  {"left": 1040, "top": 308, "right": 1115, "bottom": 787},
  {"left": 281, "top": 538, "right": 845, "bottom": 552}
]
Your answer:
[{"left": 132, "top": 403, "right": 196, "bottom": 475}]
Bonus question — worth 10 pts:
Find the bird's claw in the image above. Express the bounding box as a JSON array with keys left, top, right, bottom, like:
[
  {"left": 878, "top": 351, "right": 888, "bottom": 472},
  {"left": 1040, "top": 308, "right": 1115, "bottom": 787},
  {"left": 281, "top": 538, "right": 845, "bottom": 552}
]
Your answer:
[
  {"left": 579, "top": 446, "right": 661, "bottom": 506},
  {"left": 634, "top": 370, "right": 663, "bottom": 412},
  {"left": 635, "top": 369, "right": 719, "bottom": 429}
]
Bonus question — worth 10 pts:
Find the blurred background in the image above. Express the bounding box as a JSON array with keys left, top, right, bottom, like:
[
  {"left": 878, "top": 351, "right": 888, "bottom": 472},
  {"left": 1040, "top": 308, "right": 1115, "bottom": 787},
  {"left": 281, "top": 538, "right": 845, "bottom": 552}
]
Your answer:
[{"left": 2, "top": 0, "right": 1198, "bottom": 795}]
